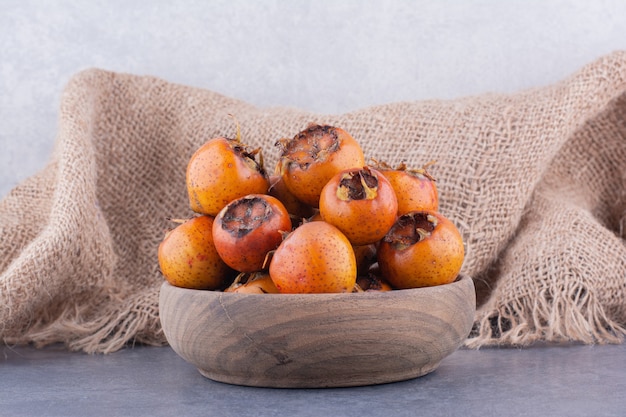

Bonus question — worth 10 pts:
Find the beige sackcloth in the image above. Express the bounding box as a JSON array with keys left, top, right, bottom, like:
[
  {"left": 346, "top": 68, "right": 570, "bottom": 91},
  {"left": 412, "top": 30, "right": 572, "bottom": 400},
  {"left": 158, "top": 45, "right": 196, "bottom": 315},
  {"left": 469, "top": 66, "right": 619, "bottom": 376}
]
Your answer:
[{"left": 1, "top": 52, "right": 625, "bottom": 353}]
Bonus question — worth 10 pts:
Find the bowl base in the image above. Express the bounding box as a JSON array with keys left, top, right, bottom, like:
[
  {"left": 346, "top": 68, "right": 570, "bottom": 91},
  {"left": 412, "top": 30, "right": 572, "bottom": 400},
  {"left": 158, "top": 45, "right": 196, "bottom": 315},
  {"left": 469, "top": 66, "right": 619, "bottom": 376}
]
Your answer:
[{"left": 196, "top": 361, "right": 441, "bottom": 388}]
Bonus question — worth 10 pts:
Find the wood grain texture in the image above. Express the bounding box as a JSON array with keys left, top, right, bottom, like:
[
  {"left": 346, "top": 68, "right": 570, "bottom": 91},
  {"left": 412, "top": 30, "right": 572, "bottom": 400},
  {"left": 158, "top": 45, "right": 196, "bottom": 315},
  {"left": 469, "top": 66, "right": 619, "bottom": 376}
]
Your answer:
[{"left": 159, "top": 275, "right": 475, "bottom": 388}]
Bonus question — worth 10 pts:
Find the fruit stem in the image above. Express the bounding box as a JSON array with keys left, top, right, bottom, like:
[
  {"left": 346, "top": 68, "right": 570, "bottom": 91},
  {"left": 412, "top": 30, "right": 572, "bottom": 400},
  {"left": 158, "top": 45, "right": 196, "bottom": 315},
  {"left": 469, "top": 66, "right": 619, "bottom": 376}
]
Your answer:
[
  {"left": 369, "top": 157, "right": 393, "bottom": 170},
  {"left": 261, "top": 250, "right": 275, "bottom": 270},
  {"left": 166, "top": 217, "right": 190, "bottom": 224},
  {"left": 258, "top": 148, "right": 265, "bottom": 171},
  {"left": 417, "top": 160, "right": 437, "bottom": 182}
]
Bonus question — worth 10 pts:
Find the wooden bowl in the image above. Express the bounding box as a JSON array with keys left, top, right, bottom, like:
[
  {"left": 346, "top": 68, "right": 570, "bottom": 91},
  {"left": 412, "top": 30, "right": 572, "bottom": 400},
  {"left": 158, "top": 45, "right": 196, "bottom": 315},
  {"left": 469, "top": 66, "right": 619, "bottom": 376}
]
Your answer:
[{"left": 159, "top": 275, "right": 475, "bottom": 388}]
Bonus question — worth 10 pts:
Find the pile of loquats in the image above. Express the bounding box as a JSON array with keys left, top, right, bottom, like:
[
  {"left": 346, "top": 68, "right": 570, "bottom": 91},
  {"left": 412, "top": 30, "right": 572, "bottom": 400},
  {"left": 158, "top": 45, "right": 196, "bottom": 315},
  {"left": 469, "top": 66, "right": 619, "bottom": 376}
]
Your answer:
[{"left": 158, "top": 120, "right": 465, "bottom": 294}]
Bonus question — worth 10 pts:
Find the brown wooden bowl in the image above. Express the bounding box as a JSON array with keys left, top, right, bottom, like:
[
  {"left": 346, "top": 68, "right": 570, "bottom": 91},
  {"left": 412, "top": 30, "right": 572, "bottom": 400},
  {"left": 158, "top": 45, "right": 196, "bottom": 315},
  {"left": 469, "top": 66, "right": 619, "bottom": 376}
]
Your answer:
[{"left": 159, "top": 275, "right": 475, "bottom": 388}]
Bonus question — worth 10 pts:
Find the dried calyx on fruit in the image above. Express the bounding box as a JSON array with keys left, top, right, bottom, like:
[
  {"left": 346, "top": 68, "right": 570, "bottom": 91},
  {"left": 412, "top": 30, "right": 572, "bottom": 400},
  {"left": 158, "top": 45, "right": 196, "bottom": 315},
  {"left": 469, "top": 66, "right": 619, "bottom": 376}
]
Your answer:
[
  {"left": 213, "top": 194, "right": 291, "bottom": 273},
  {"left": 378, "top": 210, "right": 465, "bottom": 289},
  {"left": 373, "top": 159, "right": 436, "bottom": 179},
  {"left": 319, "top": 166, "right": 398, "bottom": 246},
  {"left": 233, "top": 144, "right": 265, "bottom": 174},
  {"left": 335, "top": 167, "right": 379, "bottom": 200},
  {"left": 220, "top": 196, "right": 276, "bottom": 238},
  {"left": 276, "top": 124, "right": 340, "bottom": 169},
  {"left": 229, "top": 119, "right": 266, "bottom": 171},
  {"left": 275, "top": 124, "right": 365, "bottom": 208},
  {"left": 383, "top": 211, "right": 437, "bottom": 250}
]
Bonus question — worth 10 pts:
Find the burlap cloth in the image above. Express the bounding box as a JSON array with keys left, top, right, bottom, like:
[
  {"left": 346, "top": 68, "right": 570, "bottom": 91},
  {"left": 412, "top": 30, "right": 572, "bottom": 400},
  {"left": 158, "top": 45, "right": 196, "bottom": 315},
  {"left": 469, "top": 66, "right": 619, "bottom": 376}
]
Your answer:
[{"left": 1, "top": 52, "right": 625, "bottom": 353}]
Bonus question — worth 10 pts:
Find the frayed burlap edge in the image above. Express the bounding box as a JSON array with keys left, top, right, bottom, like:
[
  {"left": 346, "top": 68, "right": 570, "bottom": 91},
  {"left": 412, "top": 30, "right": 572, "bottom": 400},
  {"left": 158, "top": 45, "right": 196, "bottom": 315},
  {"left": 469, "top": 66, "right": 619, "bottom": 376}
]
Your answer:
[
  {"left": 3, "top": 286, "right": 165, "bottom": 354},
  {"left": 466, "top": 281, "right": 626, "bottom": 349}
]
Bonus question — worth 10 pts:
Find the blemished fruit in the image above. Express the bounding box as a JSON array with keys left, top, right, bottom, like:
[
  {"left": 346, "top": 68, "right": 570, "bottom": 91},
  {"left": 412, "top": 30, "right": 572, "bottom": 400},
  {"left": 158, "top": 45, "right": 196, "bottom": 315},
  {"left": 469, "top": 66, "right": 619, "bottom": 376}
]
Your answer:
[
  {"left": 375, "top": 161, "right": 439, "bottom": 215},
  {"left": 319, "top": 166, "right": 398, "bottom": 245},
  {"left": 212, "top": 194, "right": 292, "bottom": 273},
  {"left": 269, "top": 221, "right": 357, "bottom": 293},
  {"left": 275, "top": 124, "right": 365, "bottom": 208},
  {"left": 158, "top": 216, "right": 234, "bottom": 290},
  {"left": 377, "top": 211, "right": 464, "bottom": 289},
  {"left": 186, "top": 124, "right": 270, "bottom": 216},
  {"left": 163, "top": 122, "right": 466, "bottom": 294}
]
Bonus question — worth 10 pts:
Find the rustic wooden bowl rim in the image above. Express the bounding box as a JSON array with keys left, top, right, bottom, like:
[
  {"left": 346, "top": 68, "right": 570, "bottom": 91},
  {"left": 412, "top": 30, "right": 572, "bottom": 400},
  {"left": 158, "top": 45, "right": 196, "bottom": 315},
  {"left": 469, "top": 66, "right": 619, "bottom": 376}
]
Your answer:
[{"left": 164, "top": 273, "right": 471, "bottom": 298}]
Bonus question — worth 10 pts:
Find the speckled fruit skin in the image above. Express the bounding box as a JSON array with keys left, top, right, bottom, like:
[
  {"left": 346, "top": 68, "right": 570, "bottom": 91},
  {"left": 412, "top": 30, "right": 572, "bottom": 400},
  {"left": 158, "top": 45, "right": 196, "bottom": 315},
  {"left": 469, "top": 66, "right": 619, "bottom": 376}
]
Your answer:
[
  {"left": 186, "top": 137, "right": 270, "bottom": 216},
  {"left": 269, "top": 221, "right": 357, "bottom": 294},
  {"left": 380, "top": 169, "right": 438, "bottom": 215},
  {"left": 319, "top": 167, "right": 398, "bottom": 246},
  {"left": 158, "top": 216, "right": 234, "bottom": 290},
  {"left": 212, "top": 194, "right": 292, "bottom": 273},
  {"left": 377, "top": 211, "right": 464, "bottom": 289},
  {"left": 276, "top": 124, "right": 365, "bottom": 208}
]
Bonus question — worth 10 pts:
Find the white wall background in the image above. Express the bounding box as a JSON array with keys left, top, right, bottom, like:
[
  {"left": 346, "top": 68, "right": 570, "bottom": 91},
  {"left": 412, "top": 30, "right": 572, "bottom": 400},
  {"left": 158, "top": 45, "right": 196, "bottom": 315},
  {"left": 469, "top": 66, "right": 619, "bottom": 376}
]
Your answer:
[{"left": 2, "top": 0, "right": 626, "bottom": 197}]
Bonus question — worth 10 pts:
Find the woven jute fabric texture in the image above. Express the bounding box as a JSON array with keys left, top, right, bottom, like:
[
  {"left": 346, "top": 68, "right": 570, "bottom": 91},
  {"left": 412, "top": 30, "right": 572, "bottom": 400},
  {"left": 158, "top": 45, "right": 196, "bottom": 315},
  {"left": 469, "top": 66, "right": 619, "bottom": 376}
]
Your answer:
[{"left": 1, "top": 52, "right": 625, "bottom": 353}]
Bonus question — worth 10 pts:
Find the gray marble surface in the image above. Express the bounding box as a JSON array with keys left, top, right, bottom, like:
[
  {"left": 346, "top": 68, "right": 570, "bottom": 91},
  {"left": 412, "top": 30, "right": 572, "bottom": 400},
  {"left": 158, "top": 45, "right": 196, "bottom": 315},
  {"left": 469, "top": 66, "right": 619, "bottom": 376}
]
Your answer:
[
  {"left": 2, "top": 1, "right": 626, "bottom": 197},
  {"left": 2, "top": 343, "right": 625, "bottom": 417}
]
